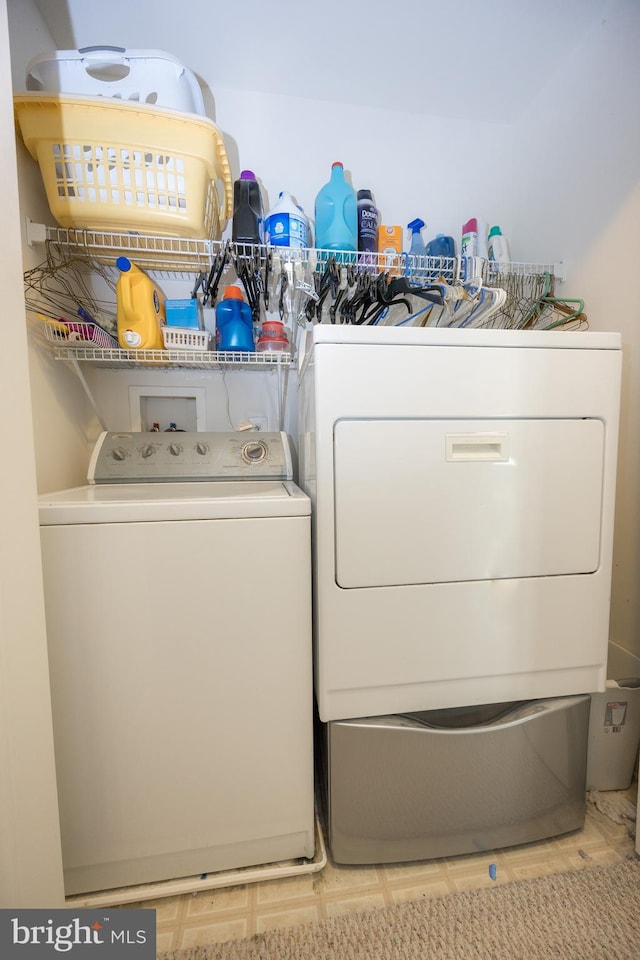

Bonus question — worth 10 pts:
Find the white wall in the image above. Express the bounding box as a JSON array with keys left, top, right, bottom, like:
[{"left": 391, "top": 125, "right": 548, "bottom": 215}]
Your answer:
[
  {"left": 9, "top": 0, "right": 98, "bottom": 494},
  {"left": 212, "top": 88, "right": 517, "bottom": 249},
  {"left": 509, "top": 1, "right": 640, "bottom": 270},
  {"left": 84, "top": 366, "right": 295, "bottom": 438}
]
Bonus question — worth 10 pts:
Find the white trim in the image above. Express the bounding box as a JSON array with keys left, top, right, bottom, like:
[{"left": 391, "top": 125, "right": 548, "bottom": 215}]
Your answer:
[{"left": 0, "top": 0, "right": 65, "bottom": 907}]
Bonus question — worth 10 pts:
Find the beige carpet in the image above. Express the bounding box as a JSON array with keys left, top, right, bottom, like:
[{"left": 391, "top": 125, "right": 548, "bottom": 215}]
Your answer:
[{"left": 159, "top": 858, "right": 640, "bottom": 960}]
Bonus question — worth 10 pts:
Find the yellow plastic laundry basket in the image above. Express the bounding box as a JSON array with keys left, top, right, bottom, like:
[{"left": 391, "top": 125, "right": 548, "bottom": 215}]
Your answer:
[{"left": 14, "top": 93, "right": 233, "bottom": 239}]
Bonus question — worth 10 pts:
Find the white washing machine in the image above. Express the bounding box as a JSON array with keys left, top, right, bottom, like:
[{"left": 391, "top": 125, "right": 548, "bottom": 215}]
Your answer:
[
  {"left": 298, "top": 325, "right": 622, "bottom": 723},
  {"left": 38, "top": 431, "right": 314, "bottom": 896}
]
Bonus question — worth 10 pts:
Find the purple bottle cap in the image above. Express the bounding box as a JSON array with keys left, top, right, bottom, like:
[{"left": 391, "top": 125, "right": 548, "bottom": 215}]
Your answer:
[{"left": 240, "top": 170, "right": 256, "bottom": 180}]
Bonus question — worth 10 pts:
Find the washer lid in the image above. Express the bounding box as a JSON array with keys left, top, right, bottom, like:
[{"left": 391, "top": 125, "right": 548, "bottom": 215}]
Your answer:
[{"left": 38, "top": 480, "right": 310, "bottom": 524}]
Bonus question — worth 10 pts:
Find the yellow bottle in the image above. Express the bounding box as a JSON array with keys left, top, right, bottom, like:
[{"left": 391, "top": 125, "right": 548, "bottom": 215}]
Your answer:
[{"left": 116, "top": 257, "right": 166, "bottom": 350}]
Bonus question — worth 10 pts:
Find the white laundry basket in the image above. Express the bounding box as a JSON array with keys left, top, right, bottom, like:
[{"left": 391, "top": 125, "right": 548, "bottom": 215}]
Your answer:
[
  {"left": 25, "top": 46, "right": 206, "bottom": 115},
  {"left": 586, "top": 679, "right": 640, "bottom": 791}
]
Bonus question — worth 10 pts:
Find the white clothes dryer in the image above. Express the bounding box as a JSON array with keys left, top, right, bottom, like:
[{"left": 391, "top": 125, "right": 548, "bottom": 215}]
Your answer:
[
  {"left": 298, "top": 326, "right": 622, "bottom": 723},
  {"left": 39, "top": 431, "right": 314, "bottom": 896}
]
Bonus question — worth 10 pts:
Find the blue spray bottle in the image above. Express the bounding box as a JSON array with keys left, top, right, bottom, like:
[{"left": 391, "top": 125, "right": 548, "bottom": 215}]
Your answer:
[{"left": 407, "top": 218, "right": 427, "bottom": 257}]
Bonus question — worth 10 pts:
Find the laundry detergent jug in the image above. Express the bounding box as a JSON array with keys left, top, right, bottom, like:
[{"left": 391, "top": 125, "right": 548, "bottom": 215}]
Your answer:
[
  {"left": 314, "top": 161, "right": 357, "bottom": 252},
  {"left": 116, "top": 257, "right": 166, "bottom": 350},
  {"left": 231, "top": 170, "right": 264, "bottom": 246},
  {"left": 265, "top": 192, "right": 309, "bottom": 248},
  {"left": 215, "top": 285, "right": 255, "bottom": 352}
]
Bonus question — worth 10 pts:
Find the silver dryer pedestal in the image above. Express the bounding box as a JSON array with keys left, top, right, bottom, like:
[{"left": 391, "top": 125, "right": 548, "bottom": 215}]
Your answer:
[{"left": 321, "top": 694, "right": 590, "bottom": 865}]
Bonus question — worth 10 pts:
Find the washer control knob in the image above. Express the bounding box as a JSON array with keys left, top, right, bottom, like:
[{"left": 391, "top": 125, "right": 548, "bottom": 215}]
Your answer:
[
  {"left": 195, "top": 442, "right": 209, "bottom": 456},
  {"left": 168, "top": 443, "right": 182, "bottom": 456},
  {"left": 141, "top": 444, "right": 155, "bottom": 459},
  {"left": 111, "top": 447, "right": 126, "bottom": 461},
  {"left": 242, "top": 440, "right": 268, "bottom": 464}
]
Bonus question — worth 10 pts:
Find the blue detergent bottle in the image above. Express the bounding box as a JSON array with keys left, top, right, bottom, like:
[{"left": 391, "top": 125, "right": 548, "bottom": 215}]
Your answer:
[
  {"left": 426, "top": 234, "right": 456, "bottom": 258},
  {"left": 314, "top": 162, "right": 358, "bottom": 251},
  {"left": 215, "top": 285, "right": 255, "bottom": 352}
]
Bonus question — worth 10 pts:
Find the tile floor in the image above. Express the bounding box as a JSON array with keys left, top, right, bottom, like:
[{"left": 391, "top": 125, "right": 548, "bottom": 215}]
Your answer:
[{"left": 128, "top": 784, "right": 638, "bottom": 954}]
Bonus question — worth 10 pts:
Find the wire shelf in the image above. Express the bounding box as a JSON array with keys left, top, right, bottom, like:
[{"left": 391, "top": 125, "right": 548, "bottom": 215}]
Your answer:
[
  {"left": 34, "top": 225, "right": 570, "bottom": 337},
  {"left": 48, "top": 343, "right": 292, "bottom": 370},
  {"left": 45, "top": 226, "right": 215, "bottom": 277},
  {"left": 47, "top": 226, "right": 559, "bottom": 286},
  {"left": 33, "top": 317, "right": 291, "bottom": 369},
  {"left": 43, "top": 226, "right": 557, "bottom": 276},
  {"left": 482, "top": 260, "right": 556, "bottom": 282}
]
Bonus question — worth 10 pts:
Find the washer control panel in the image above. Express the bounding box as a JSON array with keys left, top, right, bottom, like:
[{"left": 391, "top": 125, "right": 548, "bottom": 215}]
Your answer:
[{"left": 88, "top": 431, "right": 294, "bottom": 483}]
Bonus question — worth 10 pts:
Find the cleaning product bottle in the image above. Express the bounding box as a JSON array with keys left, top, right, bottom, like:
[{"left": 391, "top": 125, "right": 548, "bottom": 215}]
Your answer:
[
  {"left": 425, "top": 234, "right": 456, "bottom": 258},
  {"left": 476, "top": 218, "right": 489, "bottom": 259},
  {"left": 314, "top": 162, "right": 358, "bottom": 251},
  {"left": 232, "top": 170, "right": 264, "bottom": 246},
  {"left": 407, "top": 218, "right": 427, "bottom": 257},
  {"left": 264, "top": 192, "right": 309, "bottom": 248},
  {"left": 115, "top": 256, "right": 166, "bottom": 350},
  {"left": 299, "top": 204, "right": 314, "bottom": 248},
  {"left": 357, "top": 189, "right": 379, "bottom": 253},
  {"left": 215, "top": 285, "right": 255, "bottom": 352},
  {"left": 461, "top": 218, "right": 478, "bottom": 257},
  {"left": 488, "top": 225, "right": 511, "bottom": 263}
]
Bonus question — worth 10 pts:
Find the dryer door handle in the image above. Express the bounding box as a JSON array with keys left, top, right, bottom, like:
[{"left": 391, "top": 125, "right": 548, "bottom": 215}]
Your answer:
[{"left": 445, "top": 433, "right": 509, "bottom": 462}]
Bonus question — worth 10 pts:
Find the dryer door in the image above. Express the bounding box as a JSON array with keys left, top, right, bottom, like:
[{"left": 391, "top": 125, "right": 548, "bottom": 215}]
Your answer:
[{"left": 334, "top": 418, "right": 604, "bottom": 588}]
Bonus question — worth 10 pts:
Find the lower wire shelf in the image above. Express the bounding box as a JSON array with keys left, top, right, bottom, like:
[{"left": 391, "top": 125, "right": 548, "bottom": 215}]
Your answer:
[
  {"left": 49, "top": 343, "right": 293, "bottom": 370},
  {"left": 33, "top": 319, "right": 292, "bottom": 370}
]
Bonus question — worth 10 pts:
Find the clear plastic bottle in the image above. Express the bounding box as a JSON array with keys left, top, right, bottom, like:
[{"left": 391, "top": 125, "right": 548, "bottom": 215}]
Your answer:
[
  {"left": 215, "top": 285, "right": 255, "bottom": 352},
  {"left": 357, "top": 189, "right": 379, "bottom": 253},
  {"left": 231, "top": 170, "right": 264, "bottom": 246},
  {"left": 115, "top": 256, "right": 166, "bottom": 350},
  {"left": 314, "top": 162, "right": 358, "bottom": 252}
]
